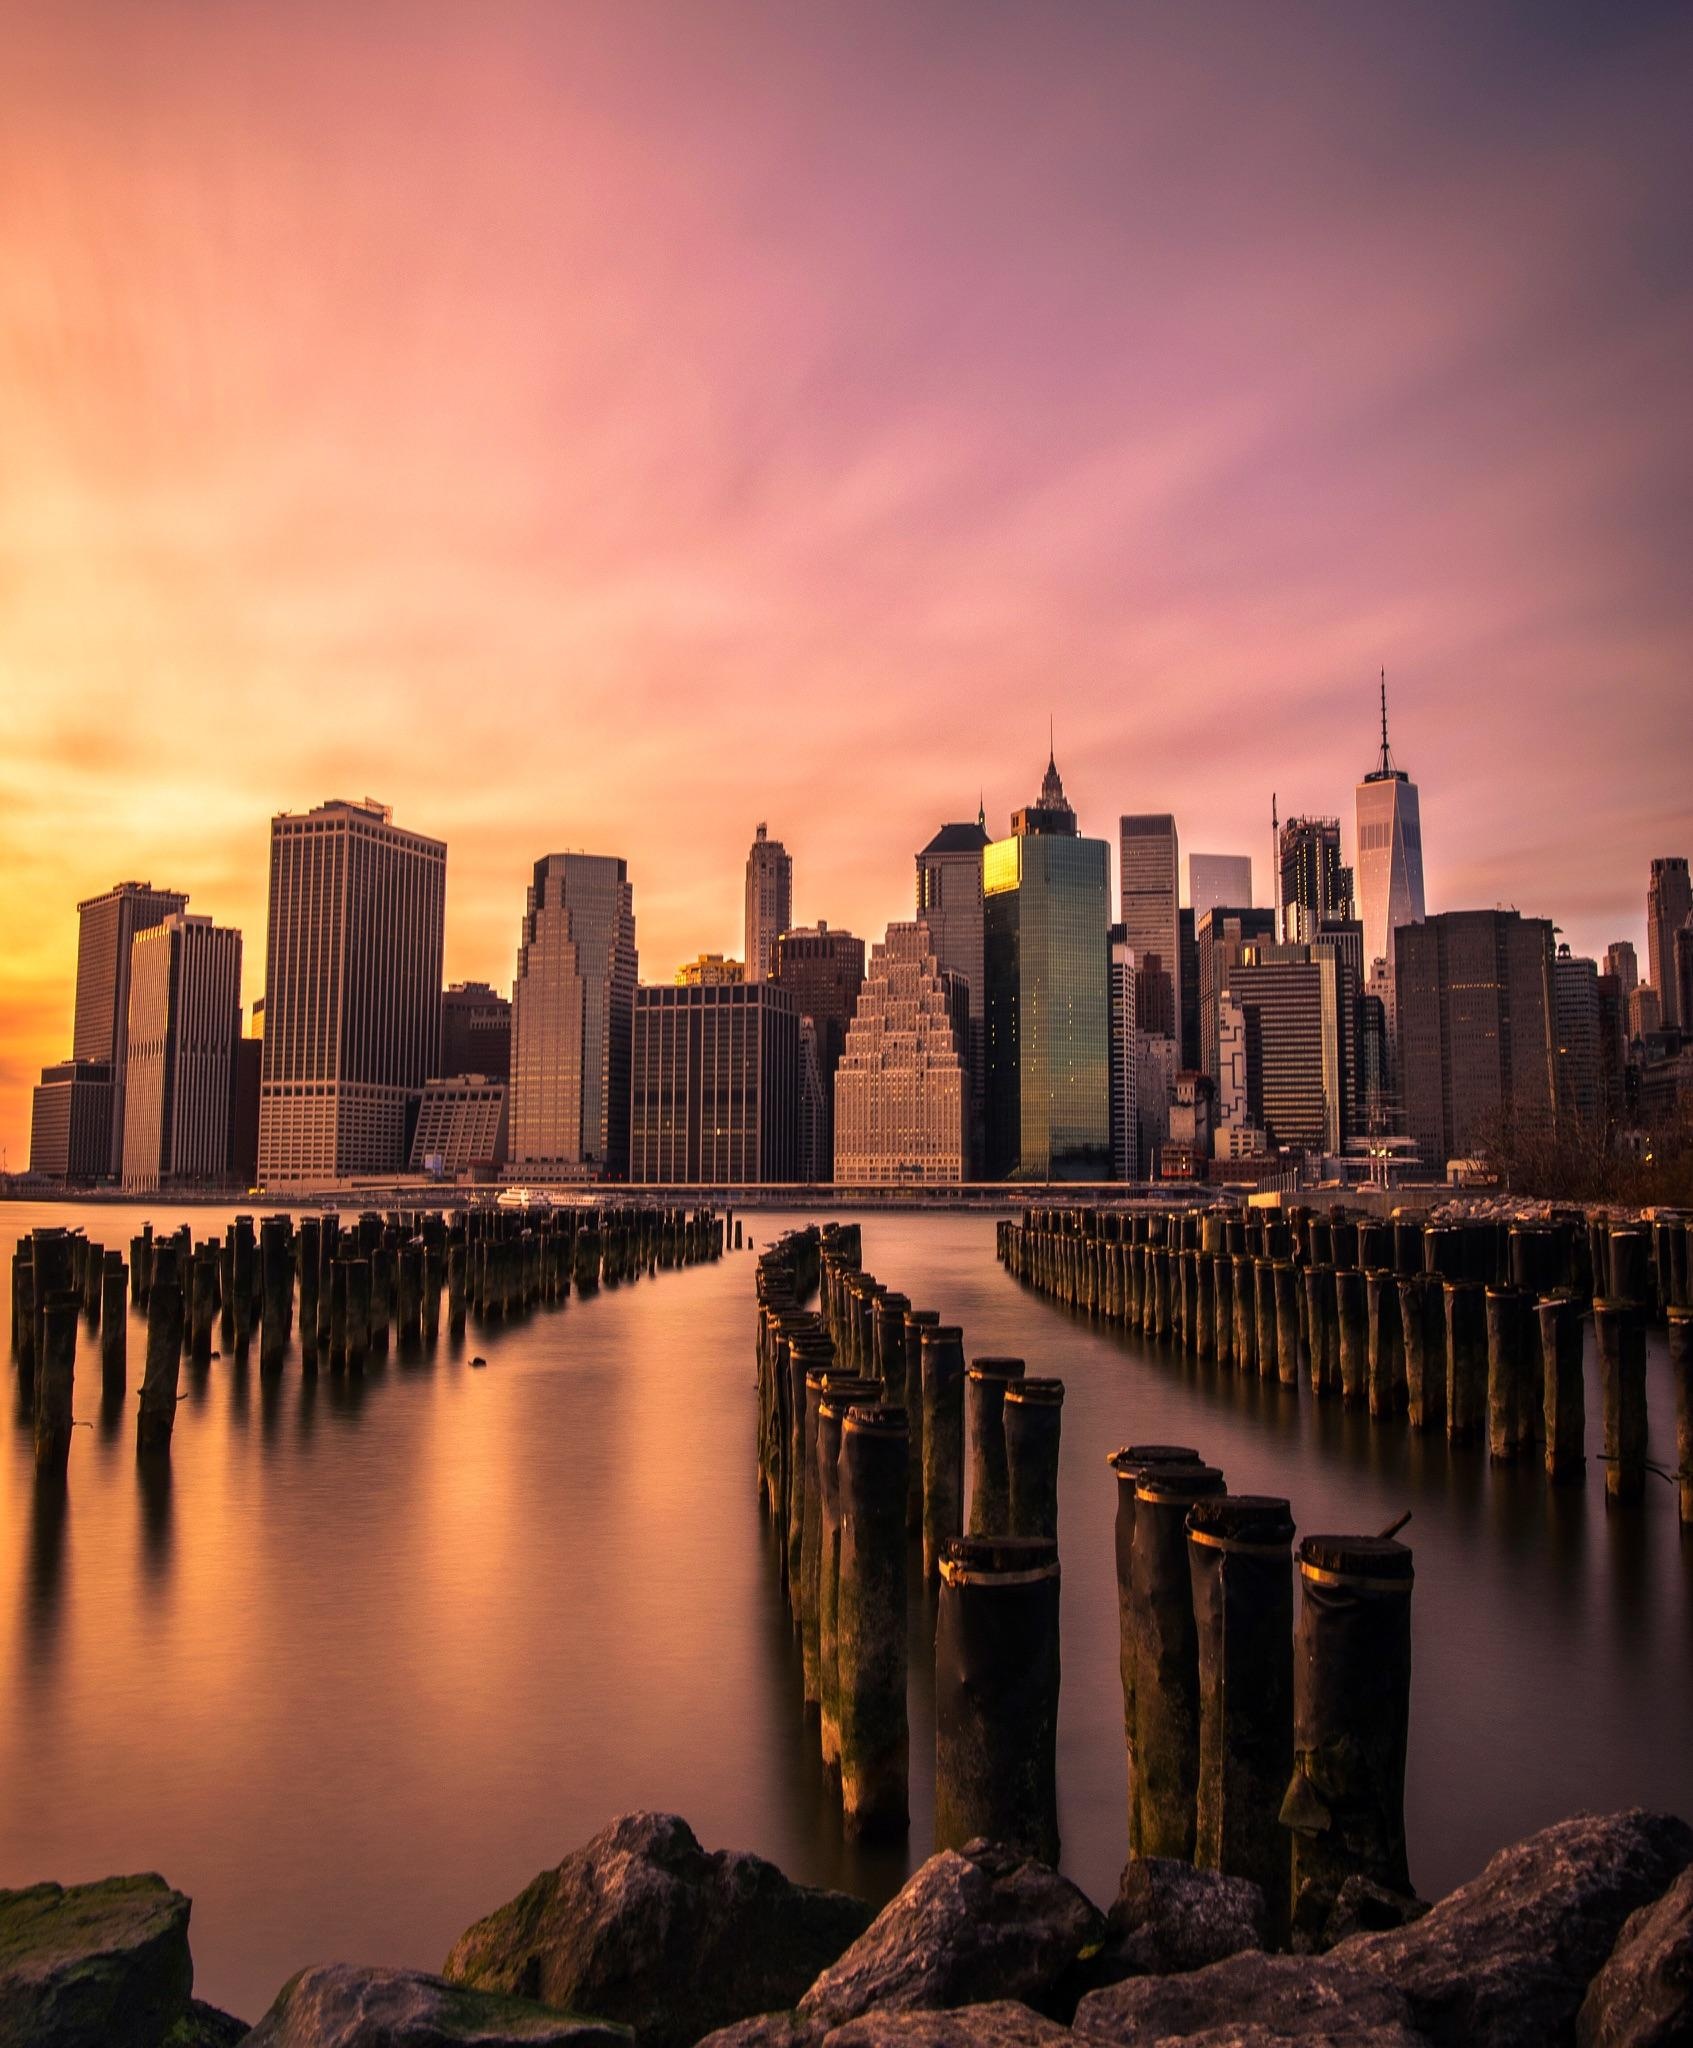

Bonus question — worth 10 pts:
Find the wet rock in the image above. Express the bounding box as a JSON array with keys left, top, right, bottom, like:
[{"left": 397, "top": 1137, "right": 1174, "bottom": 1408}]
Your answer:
[
  {"left": 442, "top": 1813, "right": 870, "bottom": 2048},
  {"left": 0, "top": 1872, "right": 194, "bottom": 2048},
  {"left": 165, "top": 2002, "right": 250, "bottom": 2048},
  {"left": 1315, "top": 1878, "right": 1429, "bottom": 1953},
  {"left": 1092, "top": 1858, "right": 1265, "bottom": 1981},
  {"left": 1576, "top": 1862, "right": 1693, "bottom": 2048},
  {"left": 821, "top": 2001, "right": 1073, "bottom": 2046},
  {"left": 690, "top": 2018, "right": 824, "bottom": 2048},
  {"left": 796, "top": 1840, "right": 1104, "bottom": 2028},
  {"left": 1072, "top": 1950, "right": 1421, "bottom": 2044},
  {"left": 1338, "top": 1809, "right": 1693, "bottom": 2048},
  {"left": 240, "top": 1962, "right": 633, "bottom": 2046}
]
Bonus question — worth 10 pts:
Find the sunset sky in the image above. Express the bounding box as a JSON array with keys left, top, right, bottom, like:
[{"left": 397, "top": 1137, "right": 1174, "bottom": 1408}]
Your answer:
[{"left": 2, "top": 2, "right": 1690, "bottom": 1165}]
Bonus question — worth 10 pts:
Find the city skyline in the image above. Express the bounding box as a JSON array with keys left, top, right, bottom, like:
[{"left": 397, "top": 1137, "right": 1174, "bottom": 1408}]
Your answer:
[{"left": 4, "top": 3, "right": 1692, "bottom": 1165}]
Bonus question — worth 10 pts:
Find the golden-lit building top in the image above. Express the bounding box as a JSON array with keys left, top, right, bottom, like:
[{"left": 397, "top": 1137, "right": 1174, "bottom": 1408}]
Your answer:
[{"left": 676, "top": 953, "right": 745, "bottom": 987}]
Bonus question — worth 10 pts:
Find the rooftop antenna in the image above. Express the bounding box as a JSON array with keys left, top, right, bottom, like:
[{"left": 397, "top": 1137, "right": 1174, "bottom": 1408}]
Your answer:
[
  {"left": 1378, "top": 667, "right": 1393, "bottom": 777},
  {"left": 1272, "top": 791, "right": 1281, "bottom": 937},
  {"left": 978, "top": 789, "right": 986, "bottom": 830}
]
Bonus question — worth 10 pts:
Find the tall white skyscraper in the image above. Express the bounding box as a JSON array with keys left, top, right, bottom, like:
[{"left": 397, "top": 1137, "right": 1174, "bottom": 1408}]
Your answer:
[
  {"left": 1188, "top": 852, "right": 1253, "bottom": 918},
  {"left": 1119, "top": 814, "right": 1181, "bottom": 1039},
  {"left": 1354, "top": 676, "right": 1425, "bottom": 975},
  {"left": 744, "top": 823, "right": 792, "bottom": 982}
]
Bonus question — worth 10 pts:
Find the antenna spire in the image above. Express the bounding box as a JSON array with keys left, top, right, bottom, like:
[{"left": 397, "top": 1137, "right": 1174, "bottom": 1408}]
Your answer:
[{"left": 1378, "top": 667, "right": 1392, "bottom": 776}]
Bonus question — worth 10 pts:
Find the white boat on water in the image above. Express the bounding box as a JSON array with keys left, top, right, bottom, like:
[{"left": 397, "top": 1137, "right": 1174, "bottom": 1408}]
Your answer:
[{"left": 495, "top": 1185, "right": 553, "bottom": 1209}]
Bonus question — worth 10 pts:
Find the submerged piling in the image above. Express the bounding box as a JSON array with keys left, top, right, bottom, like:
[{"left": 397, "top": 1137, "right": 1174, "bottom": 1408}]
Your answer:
[
  {"left": 100, "top": 1252, "right": 127, "bottom": 1394},
  {"left": 934, "top": 1534, "right": 1061, "bottom": 1864},
  {"left": 1444, "top": 1280, "right": 1486, "bottom": 1442},
  {"left": 965, "top": 1356, "right": 1025, "bottom": 1537},
  {"left": 1004, "top": 1378, "right": 1064, "bottom": 1541},
  {"left": 1670, "top": 1306, "right": 1693, "bottom": 1527},
  {"left": 1539, "top": 1294, "right": 1585, "bottom": 1484},
  {"left": 921, "top": 1325, "right": 967, "bottom": 1579},
  {"left": 1285, "top": 1532, "right": 1415, "bottom": 1945},
  {"left": 1594, "top": 1299, "right": 1647, "bottom": 1504},
  {"left": 836, "top": 1403, "right": 909, "bottom": 1838},
  {"left": 1131, "top": 1460, "right": 1226, "bottom": 1860},
  {"left": 1110, "top": 1444, "right": 1201, "bottom": 1848},
  {"left": 138, "top": 1278, "right": 184, "bottom": 1453},
  {"left": 36, "top": 1295, "right": 77, "bottom": 1475},
  {"left": 1190, "top": 1493, "right": 1296, "bottom": 1945}
]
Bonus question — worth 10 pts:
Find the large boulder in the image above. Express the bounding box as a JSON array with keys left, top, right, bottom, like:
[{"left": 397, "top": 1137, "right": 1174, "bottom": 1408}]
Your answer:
[
  {"left": 796, "top": 1840, "right": 1105, "bottom": 2028},
  {"left": 442, "top": 1813, "right": 871, "bottom": 2048},
  {"left": 1338, "top": 1809, "right": 1693, "bottom": 2048},
  {"left": 1091, "top": 1858, "right": 1265, "bottom": 1981},
  {"left": 690, "top": 2021, "right": 824, "bottom": 2048},
  {"left": 0, "top": 1873, "right": 194, "bottom": 2048},
  {"left": 821, "top": 2002, "right": 1074, "bottom": 2046},
  {"left": 240, "top": 1963, "right": 633, "bottom": 2046},
  {"left": 1576, "top": 1862, "right": 1693, "bottom": 2048},
  {"left": 166, "top": 2003, "right": 249, "bottom": 2048},
  {"left": 1072, "top": 1950, "right": 1423, "bottom": 2044}
]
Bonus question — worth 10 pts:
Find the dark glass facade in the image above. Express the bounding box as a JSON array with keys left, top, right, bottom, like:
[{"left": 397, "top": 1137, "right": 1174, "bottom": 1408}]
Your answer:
[{"left": 983, "top": 832, "right": 1110, "bottom": 1179}]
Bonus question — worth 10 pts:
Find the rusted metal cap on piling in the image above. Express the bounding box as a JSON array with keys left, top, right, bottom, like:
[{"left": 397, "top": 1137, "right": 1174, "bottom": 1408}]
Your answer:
[
  {"left": 1006, "top": 1377, "right": 1065, "bottom": 1407},
  {"left": 1135, "top": 1462, "right": 1225, "bottom": 1506},
  {"left": 1298, "top": 1534, "right": 1414, "bottom": 1591},
  {"left": 843, "top": 1401, "right": 908, "bottom": 1436},
  {"left": 1187, "top": 1494, "right": 1294, "bottom": 1550},
  {"left": 939, "top": 1534, "right": 1059, "bottom": 1586},
  {"left": 1107, "top": 1443, "right": 1200, "bottom": 1481}
]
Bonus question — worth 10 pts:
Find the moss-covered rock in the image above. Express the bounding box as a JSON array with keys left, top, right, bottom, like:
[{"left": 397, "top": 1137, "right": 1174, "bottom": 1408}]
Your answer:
[
  {"left": 241, "top": 1963, "right": 634, "bottom": 2046},
  {"left": 0, "top": 1873, "right": 193, "bottom": 2048}
]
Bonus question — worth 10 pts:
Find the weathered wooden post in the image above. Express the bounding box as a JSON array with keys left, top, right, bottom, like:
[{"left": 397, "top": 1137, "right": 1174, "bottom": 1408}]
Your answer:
[
  {"left": 1538, "top": 1294, "right": 1585, "bottom": 1484},
  {"left": 1191, "top": 1493, "right": 1296, "bottom": 1945},
  {"left": 1253, "top": 1258, "right": 1278, "bottom": 1382},
  {"left": 447, "top": 1240, "right": 467, "bottom": 1336},
  {"left": 1485, "top": 1287, "right": 1530, "bottom": 1461},
  {"left": 1110, "top": 1443, "right": 1199, "bottom": 1841},
  {"left": 965, "top": 1356, "right": 1025, "bottom": 1537},
  {"left": 817, "top": 1387, "right": 854, "bottom": 1780},
  {"left": 1274, "top": 1261, "right": 1301, "bottom": 1386},
  {"left": 934, "top": 1534, "right": 1061, "bottom": 1864},
  {"left": 13, "top": 1249, "right": 36, "bottom": 1382},
  {"left": 1004, "top": 1379, "right": 1064, "bottom": 1541},
  {"left": 1232, "top": 1252, "right": 1257, "bottom": 1374},
  {"left": 837, "top": 1403, "right": 909, "bottom": 1838},
  {"left": 1594, "top": 1299, "right": 1647, "bottom": 1503},
  {"left": 1132, "top": 1459, "right": 1226, "bottom": 1859},
  {"left": 1285, "top": 1532, "right": 1415, "bottom": 1945},
  {"left": 260, "top": 1219, "right": 290, "bottom": 1375},
  {"left": 36, "top": 1295, "right": 77, "bottom": 1475},
  {"left": 190, "top": 1246, "right": 217, "bottom": 1367},
  {"left": 1669, "top": 1306, "right": 1693, "bottom": 1527},
  {"left": 345, "top": 1256, "right": 372, "bottom": 1374},
  {"left": 1443, "top": 1279, "right": 1486, "bottom": 1441},
  {"left": 138, "top": 1277, "right": 184, "bottom": 1454},
  {"left": 1212, "top": 1249, "right": 1235, "bottom": 1370},
  {"left": 1335, "top": 1268, "right": 1367, "bottom": 1405},
  {"left": 1399, "top": 1274, "right": 1444, "bottom": 1432},
  {"left": 921, "top": 1325, "right": 967, "bottom": 1579},
  {"left": 1303, "top": 1266, "right": 1335, "bottom": 1397},
  {"left": 1366, "top": 1271, "right": 1404, "bottom": 1419},
  {"left": 100, "top": 1252, "right": 127, "bottom": 1395}
]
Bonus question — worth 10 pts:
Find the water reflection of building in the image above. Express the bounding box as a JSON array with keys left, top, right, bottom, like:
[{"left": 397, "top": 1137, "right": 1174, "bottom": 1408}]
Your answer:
[
  {"left": 984, "top": 751, "right": 1110, "bottom": 1180},
  {"left": 833, "top": 922, "right": 968, "bottom": 1183}
]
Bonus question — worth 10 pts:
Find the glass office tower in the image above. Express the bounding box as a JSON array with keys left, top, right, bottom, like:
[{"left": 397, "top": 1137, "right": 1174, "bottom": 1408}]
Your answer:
[{"left": 984, "top": 752, "right": 1111, "bottom": 1179}]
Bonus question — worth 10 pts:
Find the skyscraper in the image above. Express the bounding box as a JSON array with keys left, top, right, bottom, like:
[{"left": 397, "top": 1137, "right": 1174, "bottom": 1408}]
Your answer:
[
  {"left": 439, "top": 981, "right": 512, "bottom": 1080},
  {"left": 1278, "top": 815, "right": 1352, "bottom": 943},
  {"left": 985, "top": 752, "right": 1111, "bottom": 1179},
  {"left": 1221, "top": 941, "right": 1343, "bottom": 1155},
  {"left": 833, "top": 922, "right": 968, "bottom": 1183},
  {"left": 630, "top": 980, "right": 798, "bottom": 1184},
  {"left": 1395, "top": 910, "right": 1557, "bottom": 1169},
  {"left": 1603, "top": 939, "right": 1638, "bottom": 1004},
  {"left": 1195, "top": 906, "right": 1277, "bottom": 1083},
  {"left": 744, "top": 823, "right": 793, "bottom": 982},
  {"left": 1119, "top": 814, "right": 1181, "bottom": 1041},
  {"left": 259, "top": 800, "right": 445, "bottom": 1186},
  {"left": 1646, "top": 857, "right": 1692, "bottom": 1027},
  {"left": 509, "top": 852, "right": 637, "bottom": 1178},
  {"left": 916, "top": 814, "right": 991, "bottom": 1168},
  {"left": 1188, "top": 853, "right": 1253, "bottom": 918},
  {"left": 122, "top": 913, "right": 243, "bottom": 1191},
  {"left": 73, "top": 878, "right": 190, "bottom": 1173},
  {"left": 1107, "top": 924, "right": 1139, "bottom": 1181},
  {"left": 774, "top": 924, "right": 864, "bottom": 1177},
  {"left": 1354, "top": 678, "right": 1426, "bottom": 975},
  {"left": 1552, "top": 946, "right": 1603, "bottom": 1134}
]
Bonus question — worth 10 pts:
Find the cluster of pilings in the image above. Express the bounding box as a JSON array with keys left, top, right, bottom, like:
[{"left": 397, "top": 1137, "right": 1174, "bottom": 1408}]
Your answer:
[
  {"left": 1000, "top": 1205, "right": 1693, "bottom": 1524},
  {"left": 10, "top": 1201, "right": 724, "bottom": 1473},
  {"left": 754, "top": 1223, "right": 1068, "bottom": 1856}
]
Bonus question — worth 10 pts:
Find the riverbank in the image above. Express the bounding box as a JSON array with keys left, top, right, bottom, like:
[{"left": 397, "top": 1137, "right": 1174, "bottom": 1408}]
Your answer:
[{"left": 7, "top": 1803, "right": 1690, "bottom": 2045}]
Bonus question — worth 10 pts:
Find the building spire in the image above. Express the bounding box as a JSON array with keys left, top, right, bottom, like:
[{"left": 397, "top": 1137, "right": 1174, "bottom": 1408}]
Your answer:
[
  {"left": 1378, "top": 667, "right": 1393, "bottom": 777},
  {"left": 977, "top": 790, "right": 985, "bottom": 830}
]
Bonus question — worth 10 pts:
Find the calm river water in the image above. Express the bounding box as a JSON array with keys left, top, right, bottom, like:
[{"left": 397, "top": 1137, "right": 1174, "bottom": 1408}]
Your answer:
[{"left": 3, "top": 1201, "right": 1691, "bottom": 2020}]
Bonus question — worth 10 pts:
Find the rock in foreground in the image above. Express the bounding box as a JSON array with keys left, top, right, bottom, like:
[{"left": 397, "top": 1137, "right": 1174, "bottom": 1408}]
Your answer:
[
  {"left": 0, "top": 1873, "right": 194, "bottom": 2048},
  {"left": 1093, "top": 1857, "right": 1265, "bottom": 1981},
  {"left": 822, "top": 2001, "right": 1074, "bottom": 2046},
  {"left": 1072, "top": 1948, "right": 1423, "bottom": 2044},
  {"left": 442, "top": 1813, "right": 871, "bottom": 2048},
  {"left": 796, "top": 1839, "right": 1105, "bottom": 2028},
  {"left": 241, "top": 1963, "right": 633, "bottom": 2047},
  {"left": 1577, "top": 1861, "right": 1693, "bottom": 2048},
  {"left": 1339, "top": 1808, "right": 1693, "bottom": 2048}
]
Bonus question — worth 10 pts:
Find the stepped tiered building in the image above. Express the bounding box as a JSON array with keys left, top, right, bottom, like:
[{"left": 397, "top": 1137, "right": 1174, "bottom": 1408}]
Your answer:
[{"left": 832, "top": 922, "right": 969, "bottom": 1183}]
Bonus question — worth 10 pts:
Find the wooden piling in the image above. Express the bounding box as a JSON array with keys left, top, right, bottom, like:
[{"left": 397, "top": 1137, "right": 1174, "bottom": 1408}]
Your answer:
[{"left": 1131, "top": 1460, "right": 1226, "bottom": 1860}]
